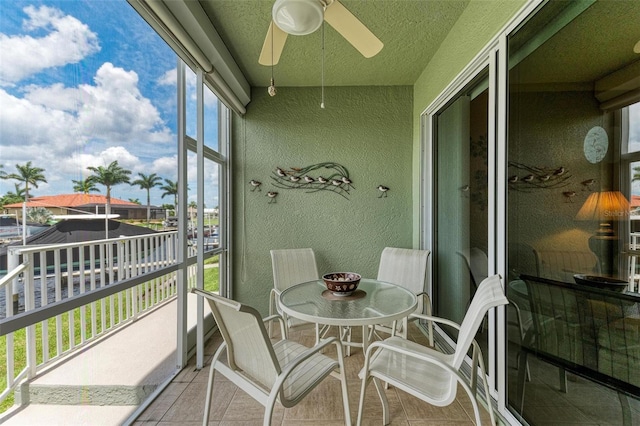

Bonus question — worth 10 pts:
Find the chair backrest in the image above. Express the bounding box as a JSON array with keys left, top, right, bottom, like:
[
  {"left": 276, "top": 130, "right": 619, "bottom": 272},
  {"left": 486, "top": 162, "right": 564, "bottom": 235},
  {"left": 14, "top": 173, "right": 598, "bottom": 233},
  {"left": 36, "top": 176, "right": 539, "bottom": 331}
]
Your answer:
[
  {"left": 453, "top": 274, "right": 508, "bottom": 368},
  {"left": 376, "top": 247, "right": 430, "bottom": 296},
  {"left": 533, "top": 249, "right": 600, "bottom": 283},
  {"left": 193, "top": 289, "right": 280, "bottom": 389},
  {"left": 271, "top": 248, "right": 320, "bottom": 292},
  {"left": 519, "top": 275, "right": 582, "bottom": 364},
  {"left": 458, "top": 247, "right": 488, "bottom": 289},
  {"left": 628, "top": 232, "right": 640, "bottom": 290},
  {"left": 520, "top": 275, "right": 640, "bottom": 389}
]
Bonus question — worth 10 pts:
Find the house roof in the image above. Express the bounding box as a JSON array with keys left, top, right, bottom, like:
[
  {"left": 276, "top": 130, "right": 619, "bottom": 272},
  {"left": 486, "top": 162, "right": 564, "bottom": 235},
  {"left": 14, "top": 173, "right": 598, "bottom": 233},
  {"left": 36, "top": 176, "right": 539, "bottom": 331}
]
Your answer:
[
  {"left": 7, "top": 219, "right": 157, "bottom": 245},
  {"left": 0, "top": 219, "right": 159, "bottom": 271},
  {"left": 3, "top": 194, "right": 141, "bottom": 209}
]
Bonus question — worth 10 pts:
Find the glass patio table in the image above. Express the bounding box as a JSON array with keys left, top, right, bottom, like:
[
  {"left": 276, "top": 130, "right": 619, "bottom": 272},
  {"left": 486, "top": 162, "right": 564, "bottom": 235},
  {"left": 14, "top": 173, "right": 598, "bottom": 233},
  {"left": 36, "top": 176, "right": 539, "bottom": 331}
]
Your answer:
[{"left": 279, "top": 278, "right": 417, "bottom": 354}]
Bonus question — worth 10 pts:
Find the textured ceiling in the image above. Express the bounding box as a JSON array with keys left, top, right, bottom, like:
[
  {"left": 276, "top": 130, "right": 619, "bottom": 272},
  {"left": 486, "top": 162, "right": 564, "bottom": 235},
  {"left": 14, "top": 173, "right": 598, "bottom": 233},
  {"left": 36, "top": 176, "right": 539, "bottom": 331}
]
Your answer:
[
  {"left": 199, "top": 0, "right": 470, "bottom": 87},
  {"left": 196, "top": 1, "right": 640, "bottom": 90},
  {"left": 511, "top": 1, "right": 640, "bottom": 86}
]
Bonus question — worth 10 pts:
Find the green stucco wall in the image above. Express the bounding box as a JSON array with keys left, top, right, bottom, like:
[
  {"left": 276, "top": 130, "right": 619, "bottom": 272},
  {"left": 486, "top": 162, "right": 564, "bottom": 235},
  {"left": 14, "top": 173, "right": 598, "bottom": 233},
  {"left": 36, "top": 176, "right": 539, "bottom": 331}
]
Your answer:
[
  {"left": 231, "top": 86, "right": 413, "bottom": 314},
  {"left": 411, "top": 0, "right": 528, "bottom": 243},
  {"left": 228, "top": 1, "right": 530, "bottom": 313},
  {"left": 508, "top": 89, "right": 615, "bottom": 277},
  {"left": 413, "top": 0, "right": 527, "bottom": 113}
]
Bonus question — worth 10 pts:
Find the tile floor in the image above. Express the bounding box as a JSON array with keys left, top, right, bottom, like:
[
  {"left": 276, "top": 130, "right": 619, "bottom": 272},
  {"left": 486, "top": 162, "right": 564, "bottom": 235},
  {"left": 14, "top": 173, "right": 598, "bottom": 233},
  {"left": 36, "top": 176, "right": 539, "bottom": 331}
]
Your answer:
[{"left": 133, "top": 323, "right": 494, "bottom": 425}]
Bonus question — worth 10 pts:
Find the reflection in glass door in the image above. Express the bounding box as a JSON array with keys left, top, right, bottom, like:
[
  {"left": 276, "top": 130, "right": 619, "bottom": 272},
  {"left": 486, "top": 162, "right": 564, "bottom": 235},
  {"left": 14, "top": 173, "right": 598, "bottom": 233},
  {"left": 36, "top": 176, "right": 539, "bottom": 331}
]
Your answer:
[
  {"left": 505, "top": 2, "right": 640, "bottom": 423},
  {"left": 434, "top": 73, "right": 489, "bottom": 360}
]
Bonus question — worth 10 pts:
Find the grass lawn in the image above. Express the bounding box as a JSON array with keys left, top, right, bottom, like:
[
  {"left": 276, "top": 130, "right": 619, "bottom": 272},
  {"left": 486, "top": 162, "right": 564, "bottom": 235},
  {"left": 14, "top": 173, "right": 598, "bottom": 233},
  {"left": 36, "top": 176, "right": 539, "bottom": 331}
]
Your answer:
[{"left": 204, "top": 266, "right": 219, "bottom": 292}]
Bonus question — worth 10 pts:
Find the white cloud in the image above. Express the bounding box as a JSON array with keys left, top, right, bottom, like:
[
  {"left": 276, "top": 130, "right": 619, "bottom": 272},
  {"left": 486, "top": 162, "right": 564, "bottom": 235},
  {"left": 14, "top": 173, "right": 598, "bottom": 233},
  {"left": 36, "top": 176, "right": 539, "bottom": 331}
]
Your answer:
[
  {"left": 57, "top": 146, "right": 140, "bottom": 177},
  {"left": 58, "top": 153, "right": 105, "bottom": 178},
  {"left": 0, "top": 5, "right": 180, "bottom": 202},
  {"left": 157, "top": 67, "right": 196, "bottom": 88},
  {"left": 0, "top": 88, "right": 81, "bottom": 154},
  {"left": 0, "top": 144, "right": 143, "bottom": 198},
  {"left": 97, "top": 146, "right": 140, "bottom": 170},
  {"left": 0, "top": 61, "right": 175, "bottom": 198},
  {"left": 630, "top": 102, "right": 640, "bottom": 147},
  {"left": 0, "top": 5, "right": 100, "bottom": 86},
  {"left": 152, "top": 156, "right": 178, "bottom": 178},
  {"left": 204, "top": 85, "right": 219, "bottom": 107},
  {"left": 147, "top": 155, "right": 218, "bottom": 206},
  {"left": 157, "top": 67, "right": 217, "bottom": 109},
  {"left": 24, "top": 83, "right": 82, "bottom": 112},
  {"left": 1, "top": 62, "right": 173, "bottom": 159},
  {"left": 157, "top": 69, "right": 177, "bottom": 87},
  {"left": 75, "top": 62, "right": 173, "bottom": 143}
]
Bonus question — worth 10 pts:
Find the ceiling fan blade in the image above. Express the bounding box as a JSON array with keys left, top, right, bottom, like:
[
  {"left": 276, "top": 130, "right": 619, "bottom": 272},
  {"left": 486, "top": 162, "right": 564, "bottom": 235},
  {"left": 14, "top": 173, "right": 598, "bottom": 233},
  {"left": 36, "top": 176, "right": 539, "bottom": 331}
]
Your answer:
[
  {"left": 323, "top": 0, "right": 383, "bottom": 58},
  {"left": 259, "top": 21, "right": 288, "bottom": 66}
]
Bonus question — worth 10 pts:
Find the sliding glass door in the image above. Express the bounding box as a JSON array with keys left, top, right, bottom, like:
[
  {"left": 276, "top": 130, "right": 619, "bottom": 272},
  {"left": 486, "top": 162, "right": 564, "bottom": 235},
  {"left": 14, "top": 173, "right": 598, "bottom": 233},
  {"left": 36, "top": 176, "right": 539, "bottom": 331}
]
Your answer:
[
  {"left": 505, "top": 1, "right": 640, "bottom": 423},
  {"left": 433, "top": 72, "right": 490, "bottom": 360}
]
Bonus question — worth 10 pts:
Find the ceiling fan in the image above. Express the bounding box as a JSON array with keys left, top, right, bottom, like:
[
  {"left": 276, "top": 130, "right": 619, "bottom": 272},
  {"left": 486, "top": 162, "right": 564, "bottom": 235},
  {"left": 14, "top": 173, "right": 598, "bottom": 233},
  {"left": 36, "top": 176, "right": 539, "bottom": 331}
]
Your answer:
[{"left": 259, "top": 0, "right": 384, "bottom": 66}]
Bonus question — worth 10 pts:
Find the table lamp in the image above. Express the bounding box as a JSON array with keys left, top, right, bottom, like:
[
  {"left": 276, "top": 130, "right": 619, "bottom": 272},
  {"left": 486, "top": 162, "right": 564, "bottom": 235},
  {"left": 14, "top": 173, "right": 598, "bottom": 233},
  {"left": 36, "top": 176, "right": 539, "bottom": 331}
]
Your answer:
[{"left": 575, "top": 190, "right": 630, "bottom": 276}]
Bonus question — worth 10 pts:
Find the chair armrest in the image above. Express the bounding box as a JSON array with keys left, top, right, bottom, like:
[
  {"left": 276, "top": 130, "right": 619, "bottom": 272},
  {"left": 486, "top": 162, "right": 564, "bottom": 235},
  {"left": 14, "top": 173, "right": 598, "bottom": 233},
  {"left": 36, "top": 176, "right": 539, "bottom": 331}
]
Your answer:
[
  {"left": 269, "top": 288, "right": 281, "bottom": 315},
  {"left": 363, "top": 337, "right": 493, "bottom": 426},
  {"left": 263, "top": 314, "right": 284, "bottom": 324},
  {"left": 409, "top": 313, "right": 462, "bottom": 331},
  {"left": 415, "top": 292, "right": 432, "bottom": 314},
  {"left": 263, "top": 314, "right": 286, "bottom": 338},
  {"left": 407, "top": 313, "right": 484, "bottom": 364},
  {"left": 508, "top": 302, "right": 527, "bottom": 337},
  {"left": 410, "top": 292, "right": 434, "bottom": 346},
  {"left": 364, "top": 339, "right": 460, "bottom": 379}
]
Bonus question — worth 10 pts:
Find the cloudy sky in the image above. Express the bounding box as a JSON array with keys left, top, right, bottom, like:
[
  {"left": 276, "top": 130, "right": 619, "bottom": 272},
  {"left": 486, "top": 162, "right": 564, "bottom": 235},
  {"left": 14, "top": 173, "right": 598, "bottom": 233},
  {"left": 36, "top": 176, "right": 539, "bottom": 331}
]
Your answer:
[
  {"left": 0, "top": 1, "right": 219, "bottom": 208},
  {"left": 629, "top": 103, "right": 640, "bottom": 153},
  {"left": 2, "top": 1, "right": 639, "bottom": 208}
]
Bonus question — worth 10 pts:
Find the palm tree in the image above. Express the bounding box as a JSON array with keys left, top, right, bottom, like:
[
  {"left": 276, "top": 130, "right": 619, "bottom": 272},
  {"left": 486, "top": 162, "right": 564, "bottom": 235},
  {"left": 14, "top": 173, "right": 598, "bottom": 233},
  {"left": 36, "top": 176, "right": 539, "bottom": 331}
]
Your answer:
[
  {"left": 632, "top": 166, "right": 640, "bottom": 182},
  {"left": 188, "top": 200, "right": 197, "bottom": 231},
  {"left": 72, "top": 178, "right": 99, "bottom": 194},
  {"left": 128, "top": 198, "right": 141, "bottom": 204},
  {"left": 4, "top": 161, "right": 47, "bottom": 201},
  {"left": 27, "top": 207, "right": 52, "bottom": 225},
  {"left": 86, "top": 161, "right": 132, "bottom": 215},
  {"left": 131, "top": 173, "right": 162, "bottom": 223},
  {"left": 160, "top": 178, "right": 179, "bottom": 210},
  {"left": 1, "top": 184, "right": 26, "bottom": 206}
]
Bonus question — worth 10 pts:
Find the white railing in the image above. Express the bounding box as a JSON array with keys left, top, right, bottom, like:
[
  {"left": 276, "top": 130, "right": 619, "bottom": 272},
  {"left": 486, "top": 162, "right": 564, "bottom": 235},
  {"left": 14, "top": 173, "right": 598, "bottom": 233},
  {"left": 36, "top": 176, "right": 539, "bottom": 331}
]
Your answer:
[
  {"left": 628, "top": 232, "right": 640, "bottom": 292},
  {"left": 0, "top": 231, "right": 198, "bottom": 404}
]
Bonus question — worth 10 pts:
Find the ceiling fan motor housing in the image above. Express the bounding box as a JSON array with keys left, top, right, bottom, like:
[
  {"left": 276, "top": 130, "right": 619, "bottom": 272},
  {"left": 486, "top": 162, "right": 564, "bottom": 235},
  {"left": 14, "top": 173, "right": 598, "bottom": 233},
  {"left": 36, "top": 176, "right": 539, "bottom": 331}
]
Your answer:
[{"left": 272, "top": 0, "right": 324, "bottom": 36}]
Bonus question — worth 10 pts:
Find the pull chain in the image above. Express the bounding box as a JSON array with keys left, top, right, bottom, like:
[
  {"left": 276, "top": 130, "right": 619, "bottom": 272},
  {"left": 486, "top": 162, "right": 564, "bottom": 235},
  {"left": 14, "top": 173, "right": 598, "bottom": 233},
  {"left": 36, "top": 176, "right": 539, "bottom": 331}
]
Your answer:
[
  {"left": 320, "top": 20, "right": 325, "bottom": 109},
  {"left": 268, "top": 23, "right": 276, "bottom": 96}
]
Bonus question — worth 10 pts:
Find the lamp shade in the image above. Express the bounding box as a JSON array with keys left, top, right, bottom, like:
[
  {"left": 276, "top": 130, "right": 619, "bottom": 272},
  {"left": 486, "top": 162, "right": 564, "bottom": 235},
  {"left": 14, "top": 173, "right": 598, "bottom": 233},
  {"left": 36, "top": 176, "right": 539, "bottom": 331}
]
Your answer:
[
  {"left": 272, "top": 0, "right": 324, "bottom": 36},
  {"left": 575, "top": 190, "right": 630, "bottom": 222}
]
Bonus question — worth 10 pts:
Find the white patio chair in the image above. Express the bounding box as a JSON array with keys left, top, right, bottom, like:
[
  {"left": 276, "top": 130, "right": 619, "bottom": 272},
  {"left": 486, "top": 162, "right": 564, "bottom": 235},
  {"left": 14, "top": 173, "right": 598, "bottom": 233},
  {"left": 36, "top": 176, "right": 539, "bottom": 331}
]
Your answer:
[
  {"left": 373, "top": 247, "right": 432, "bottom": 345},
  {"left": 356, "top": 274, "right": 508, "bottom": 426},
  {"left": 458, "top": 247, "right": 489, "bottom": 331},
  {"left": 270, "top": 248, "right": 325, "bottom": 339},
  {"left": 458, "top": 247, "right": 488, "bottom": 292},
  {"left": 533, "top": 248, "right": 600, "bottom": 283},
  {"left": 192, "top": 288, "right": 352, "bottom": 426}
]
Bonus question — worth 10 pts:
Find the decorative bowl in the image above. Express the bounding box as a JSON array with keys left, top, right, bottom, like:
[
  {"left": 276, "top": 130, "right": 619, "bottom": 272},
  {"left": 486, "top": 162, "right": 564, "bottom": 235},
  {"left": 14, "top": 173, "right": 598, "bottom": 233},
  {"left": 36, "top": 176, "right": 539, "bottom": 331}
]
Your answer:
[
  {"left": 322, "top": 272, "right": 361, "bottom": 296},
  {"left": 573, "top": 274, "right": 628, "bottom": 292}
]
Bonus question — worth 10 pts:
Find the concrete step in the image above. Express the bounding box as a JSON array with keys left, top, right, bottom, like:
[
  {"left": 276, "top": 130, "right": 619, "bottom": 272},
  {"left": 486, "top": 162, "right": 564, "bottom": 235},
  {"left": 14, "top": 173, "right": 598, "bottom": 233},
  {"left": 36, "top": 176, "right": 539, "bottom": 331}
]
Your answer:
[
  {"left": 1, "top": 292, "right": 210, "bottom": 425},
  {"left": 1, "top": 404, "right": 137, "bottom": 425}
]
